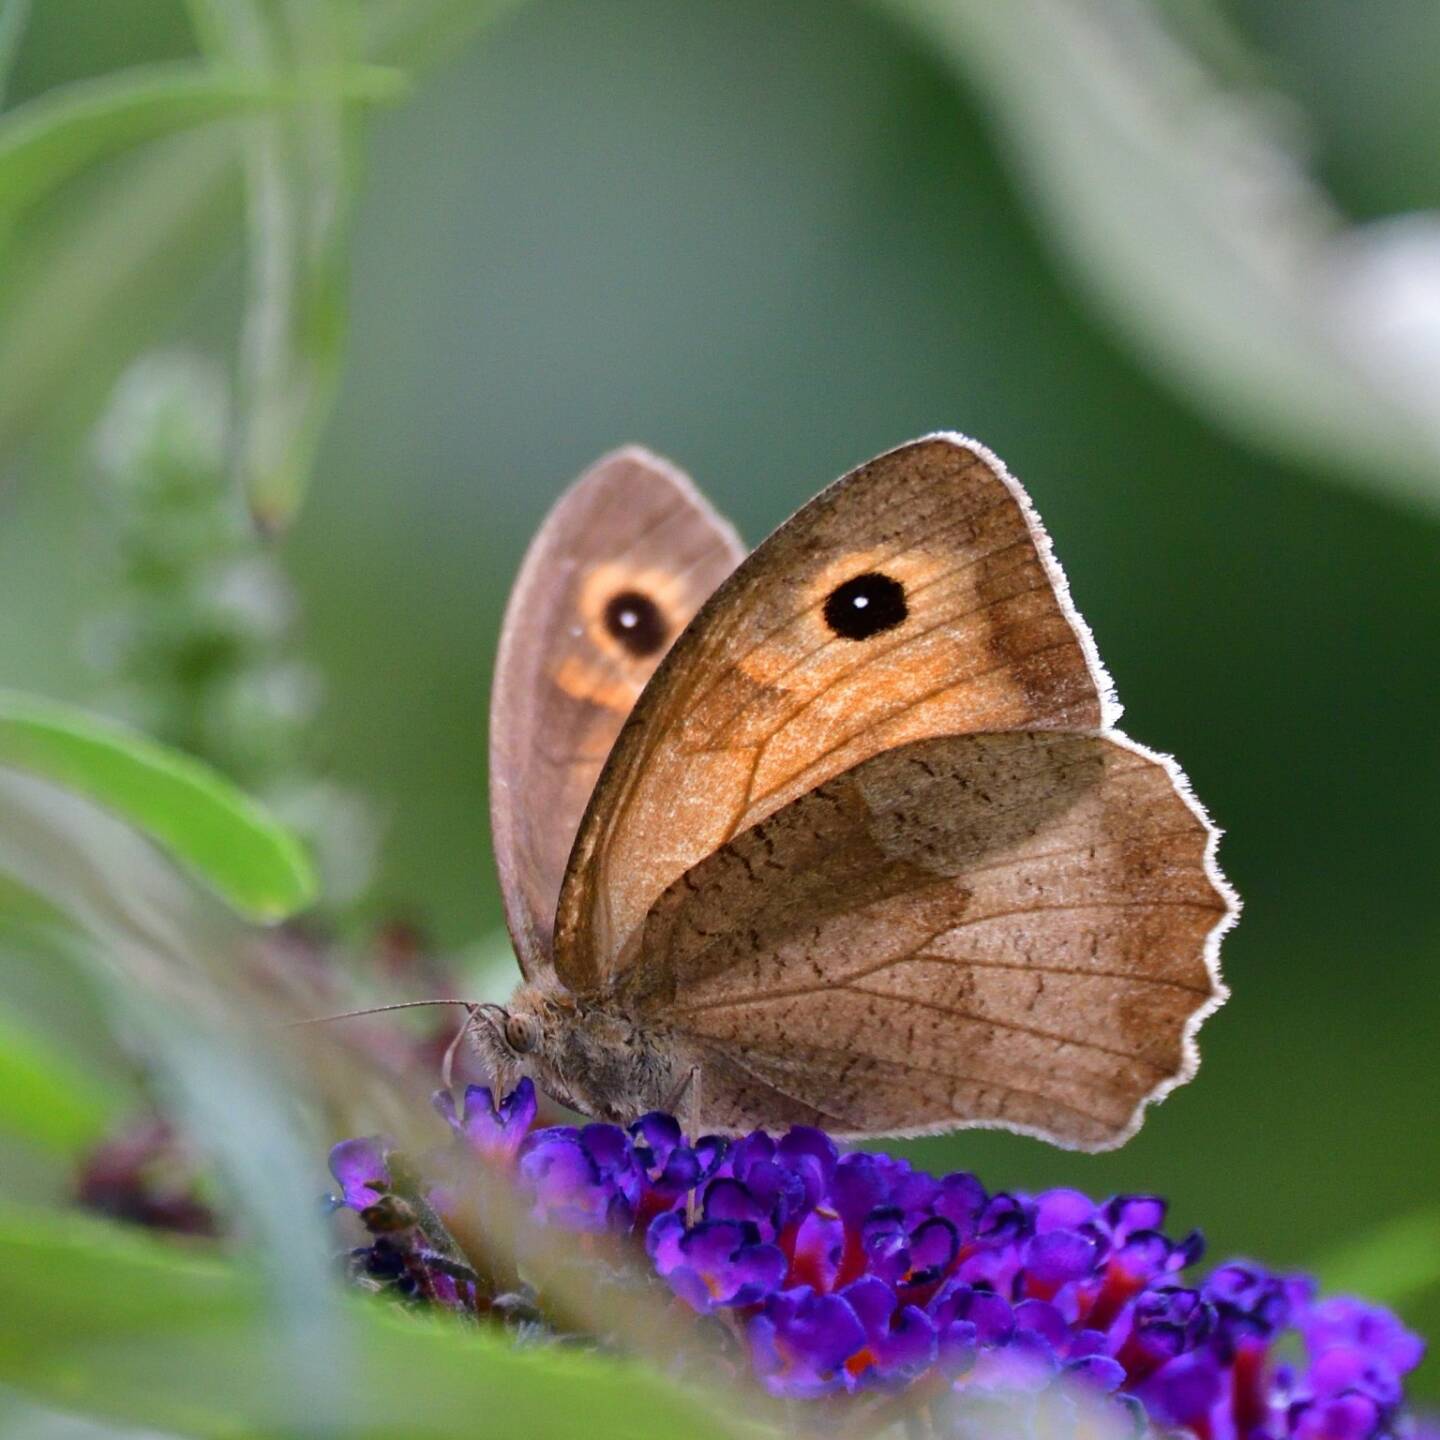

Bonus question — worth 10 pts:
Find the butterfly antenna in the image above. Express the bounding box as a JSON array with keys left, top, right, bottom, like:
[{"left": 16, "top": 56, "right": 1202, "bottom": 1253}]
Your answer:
[{"left": 288, "top": 999, "right": 496, "bottom": 1027}]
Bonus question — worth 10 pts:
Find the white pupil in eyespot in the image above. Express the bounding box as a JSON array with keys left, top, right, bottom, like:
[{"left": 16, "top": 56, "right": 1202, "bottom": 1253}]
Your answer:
[
  {"left": 617, "top": 609, "right": 638, "bottom": 628},
  {"left": 852, "top": 595, "right": 869, "bottom": 609}
]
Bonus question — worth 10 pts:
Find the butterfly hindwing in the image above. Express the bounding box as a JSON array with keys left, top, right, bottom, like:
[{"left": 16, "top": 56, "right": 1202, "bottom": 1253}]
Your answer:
[
  {"left": 490, "top": 447, "right": 743, "bottom": 980},
  {"left": 554, "top": 434, "right": 1116, "bottom": 990},
  {"left": 620, "top": 730, "right": 1231, "bottom": 1147}
]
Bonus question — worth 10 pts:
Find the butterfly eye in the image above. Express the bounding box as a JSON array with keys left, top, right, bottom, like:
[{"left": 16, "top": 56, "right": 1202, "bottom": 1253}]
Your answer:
[
  {"left": 504, "top": 1014, "right": 538, "bottom": 1054},
  {"left": 823, "top": 571, "right": 908, "bottom": 640},
  {"left": 603, "top": 589, "right": 668, "bottom": 658}
]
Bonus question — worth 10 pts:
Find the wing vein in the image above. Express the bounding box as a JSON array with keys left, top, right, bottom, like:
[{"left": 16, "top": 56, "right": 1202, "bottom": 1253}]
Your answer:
[
  {"left": 675, "top": 947, "right": 1210, "bottom": 1017},
  {"left": 941, "top": 898, "right": 1224, "bottom": 932},
  {"left": 914, "top": 953, "right": 1211, "bottom": 995},
  {"left": 841, "top": 984, "right": 1170, "bottom": 1071},
  {"left": 730, "top": 1038, "right": 1123, "bottom": 1131},
  {"left": 944, "top": 831, "right": 1207, "bottom": 882}
]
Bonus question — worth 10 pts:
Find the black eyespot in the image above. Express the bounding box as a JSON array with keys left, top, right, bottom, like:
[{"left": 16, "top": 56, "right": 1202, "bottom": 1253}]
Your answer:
[
  {"left": 603, "top": 589, "right": 668, "bottom": 657},
  {"left": 823, "top": 571, "right": 908, "bottom": 640}
]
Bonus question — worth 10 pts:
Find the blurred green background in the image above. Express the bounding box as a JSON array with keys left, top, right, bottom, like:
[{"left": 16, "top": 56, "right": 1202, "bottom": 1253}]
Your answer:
[{"left": 0, "top": 0, "right": 1436, "bottom": 1411}]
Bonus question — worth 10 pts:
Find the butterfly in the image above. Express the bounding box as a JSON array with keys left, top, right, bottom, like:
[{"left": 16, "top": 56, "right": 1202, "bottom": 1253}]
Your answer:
[{"left": 477, "top": 435, "right": 1236, "bottom": 1149}]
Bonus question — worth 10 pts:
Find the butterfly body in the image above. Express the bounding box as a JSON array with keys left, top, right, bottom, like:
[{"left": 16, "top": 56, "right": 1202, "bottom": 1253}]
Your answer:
[{"left": 485, "top": 437, "right": 1237, "bottom": 1149}]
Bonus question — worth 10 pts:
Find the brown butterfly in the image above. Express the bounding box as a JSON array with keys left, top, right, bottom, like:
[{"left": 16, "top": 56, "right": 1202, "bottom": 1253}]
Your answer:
[{"left": 477, "top": 435, "right": 1236, "bottom": 1150}]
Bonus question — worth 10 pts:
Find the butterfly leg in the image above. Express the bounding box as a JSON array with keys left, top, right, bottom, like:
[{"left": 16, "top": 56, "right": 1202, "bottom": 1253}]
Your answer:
[
  {"left": 685, "top": 1067, "right": 702, "bottom": 1225},
  {"left": 663, "top": 1065, "right": 703, "bottom": 1224}
]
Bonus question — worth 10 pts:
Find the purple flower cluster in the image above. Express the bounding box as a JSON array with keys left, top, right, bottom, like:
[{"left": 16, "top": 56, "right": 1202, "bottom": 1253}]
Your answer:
[{"left": 330, "top": 1081, "right": 1427, "bottom": 1437}]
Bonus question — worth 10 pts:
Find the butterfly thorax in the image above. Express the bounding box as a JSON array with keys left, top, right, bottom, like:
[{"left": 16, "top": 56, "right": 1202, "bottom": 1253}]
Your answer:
[{"left": 494, "top": 982, "right": 688, "bottom": 1125}]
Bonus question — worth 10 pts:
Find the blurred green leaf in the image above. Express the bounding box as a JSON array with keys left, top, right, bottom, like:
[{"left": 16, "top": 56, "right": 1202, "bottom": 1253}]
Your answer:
[
  {"left": 0, "top": 764, "right": 358, "bottom": 1426},
  {"left": 1317, "top": 1208, "right": 1440, "bottom": 1309},
  {"left": 0, "top": 0, "right": 508, "bottom": 467},
  {"left": 0, "top": 0, "right": 29, "bottom": 110},
  {"left": 0, "top": 869, "right": 58, "bottom": 926},
  {"left": 0, "top": 691, "right": 315, "bottom": 922},
  {"left": 0, "top": 59, "right": 401, "bottom": 234},
  {"left": 359, "top": 0, "right": 528, "bottom": 69},
  {"left": 0, "top": 1205, "right": 746, "bottom": 1440},
  {"left": 0, "top": 999, "right": 112, "bottom": 1154},
  {"left": 873, "top": 0, "right": 1440, "bottom": 511},
  {"left": 0, "top": 129, "right": 238, "bottom": 454},
  {"left": 0, "top": 1392, "right": 182, "bottom": 1439},
  {"left": 186, "top": 0, "right": 362, "bottom": 534}
]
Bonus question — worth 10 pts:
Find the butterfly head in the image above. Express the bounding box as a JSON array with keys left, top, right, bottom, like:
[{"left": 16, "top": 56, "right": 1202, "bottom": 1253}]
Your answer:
[
  {"left": 460, "top": 990, "right": 535, "bottom": 1092},
  {"left": 462, "top": 984, "right": 573, "bottom": 1106},
  {"left": 470, "top": 983, "right": 683, "bottom": 1125}
]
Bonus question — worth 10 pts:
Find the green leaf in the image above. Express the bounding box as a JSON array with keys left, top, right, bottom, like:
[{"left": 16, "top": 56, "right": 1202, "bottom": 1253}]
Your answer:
[
  {"left": 0, "top": 1206, "right": 747, "bottom": 1440},
  {"left": 0, "top": 869, "right": 58, "bottom": 926},
  {"left": 0, "top": 129, "right": 239, "bottom": 452},
  {"left": 0, "top": 0, "right": 492, "bottom": 462},
  {"left": 0, "top": 0, "right": 30, "bottom": 111},
  {"left": 1317, "top": 1208, "right": 1440, "bottom": 1310},
  {"left": 0, "top": 691, "right": 315, "bottom": 922},
  {"left": 0, "top": 999, "right": 112, "bottom": 1154},
  {"left": 359, "top": 0, "right": 528, "bottom": 69},
  {"left": 186, "top": 1, "right": 364, "bottom": 534},
  {"left": 871, "top": 0, "right": 1440, "bottom": 512},
  {"left": 0, "top": 58, "right": 402, "bottom": 232}
]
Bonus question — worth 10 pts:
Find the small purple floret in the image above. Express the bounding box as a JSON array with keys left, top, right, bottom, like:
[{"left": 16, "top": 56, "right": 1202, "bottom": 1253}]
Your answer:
[
  {"left": 327, "top": 1136, "right": 391, "bottom": 1211},
  {"left": 432, "top": 1076, "right": 536, "bottom": 1164}
]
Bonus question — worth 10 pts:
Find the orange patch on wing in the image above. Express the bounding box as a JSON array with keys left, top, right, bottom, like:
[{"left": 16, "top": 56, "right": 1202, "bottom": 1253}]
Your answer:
[{"left": 551, "top": 654, "right": 641, "bottom": 712}]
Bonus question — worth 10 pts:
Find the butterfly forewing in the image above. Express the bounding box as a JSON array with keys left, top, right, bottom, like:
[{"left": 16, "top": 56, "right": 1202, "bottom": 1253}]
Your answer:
[
  {"left": 555, "top": 435, "right": 1115, "bottom": 990},
  {"left": 622, "top": 731, "right": 1231, "bottom": 1147},
  {"left": 490, "top": 447, "right": 743, "bottom": 980}
]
